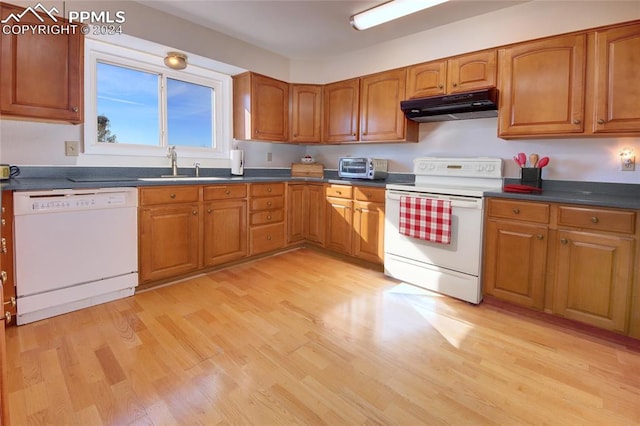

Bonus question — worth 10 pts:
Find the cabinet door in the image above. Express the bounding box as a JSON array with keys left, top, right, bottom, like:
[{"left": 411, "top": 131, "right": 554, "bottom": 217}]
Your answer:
[
  {"left": 0, "top": 192, "right": 15, "bottom": 321},
  {"left": 325, "top": 197, "right": 352, "bottom": 254},
  {"left": 0, "top": 4, "right": 83, "bottom": 123},
  {"left": 483, "top": 220, "right": 548, "bottom": 309},
  {"left": 203, "top": 200, "right": 247, "bottom": 266},
  {"left": 592, "top": 23, "right": 640, "bottom": 133},
  {"left": 323, "top": 78, "right": 359, "bottom": 143},
  {"left": 447, "top": 50, "right": 497, "bottom": 94},
  {"left": 287, "top": 184, "right": 306, "bottom": 244},
  {"left": 290, "top": 84, "right": 322, "bottom": 143},
  {"left": 353, "top": 200, "right": 384, "bottom": 264},
  {"left": 139, "top": 204, "right": 200, "bottom": 282},
  {"left": 498, "top": 34, "right": 586, "bottom": 138},
  {"left": 553, "top": 230, "right": 633, "bottom": 332},
  {"left": 252, "top": 73, "right": 289, "bottom": 141},
  {"left": 360, "top": 68, "right": 410, "bottom": 142},
  {"left": 306, "top": 185, "right": 326, "bottom": 245},
  {"left": 406, "top": 60, "right": 447, "bottom": 98}
]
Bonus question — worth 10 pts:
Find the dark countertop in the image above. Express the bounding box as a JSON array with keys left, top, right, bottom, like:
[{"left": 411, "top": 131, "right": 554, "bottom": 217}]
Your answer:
[
  {"left": 485, "top": 179, "right": 640, "bottom": 210},
  {"left": 1, "top": 167, "right": 413, "bottom": 192}
]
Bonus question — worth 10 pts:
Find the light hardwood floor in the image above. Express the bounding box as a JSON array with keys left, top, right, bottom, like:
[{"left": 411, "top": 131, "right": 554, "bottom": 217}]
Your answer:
[{"left": 5, "top": 248, "right": 640, "bottom": 425}]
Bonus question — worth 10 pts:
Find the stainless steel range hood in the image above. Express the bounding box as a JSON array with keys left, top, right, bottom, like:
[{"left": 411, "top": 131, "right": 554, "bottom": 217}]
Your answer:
[{"left": 400, "top": 88, "right": 498, "bottom": 122}]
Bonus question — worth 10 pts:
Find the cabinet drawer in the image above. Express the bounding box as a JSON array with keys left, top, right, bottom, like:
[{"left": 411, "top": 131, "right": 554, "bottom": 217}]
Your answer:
[
  {"left": 326, "top": 185, "right": 352, "bottom": 199},
  {"left": 487, "top": 199, "right": 550, "bottom": 223},
  {"left": 250, "top": 209, "right": 284, "bottom": 226},
  {"left": 354, "top": 187, "right": 385, "bottom": 202},
  {"left": 250, "top": 196, "right": 285, "bottom": 211},
  {"left": 140, "top": 186, "right": 200, "bottom": 206},
  {"left": 557, "top": 206, "right": 635, "bottom": 234},
  {"left": 250, "top": 223, "right": 285, "bottom": 255},
  {"left": 250, "top": 183, "right": 285, "bottom": 197},
  {"left": 204, "top": 184, "right": 247, "bottom": 200}
]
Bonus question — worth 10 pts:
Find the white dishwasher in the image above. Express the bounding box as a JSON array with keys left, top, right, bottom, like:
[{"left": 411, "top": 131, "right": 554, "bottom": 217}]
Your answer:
[{"left": 13, "top": 187, "right": 138, "bottom": 325}]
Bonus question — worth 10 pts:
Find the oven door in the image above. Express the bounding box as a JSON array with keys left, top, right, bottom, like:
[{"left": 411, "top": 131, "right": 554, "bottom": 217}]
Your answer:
[{"left": 384, "top": 189, "right": 484, "bottom": 276}]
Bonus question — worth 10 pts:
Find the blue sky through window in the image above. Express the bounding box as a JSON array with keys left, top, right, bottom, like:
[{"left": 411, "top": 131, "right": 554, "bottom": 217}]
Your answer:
[
  {"left": 96, "top": 62, "right": 159, "bottom": 145},
  {"left": 167, "top": 78, "right": 214, "bottom": 148}
]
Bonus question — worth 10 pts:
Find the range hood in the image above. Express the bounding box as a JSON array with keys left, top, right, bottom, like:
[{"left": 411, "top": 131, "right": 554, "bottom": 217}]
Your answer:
[{"left": 401, "top": 87, "right": 498, "bottom": 122}]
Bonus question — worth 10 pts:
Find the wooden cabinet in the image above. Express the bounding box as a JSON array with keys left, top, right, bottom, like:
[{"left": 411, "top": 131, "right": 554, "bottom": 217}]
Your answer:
[
  {"left": 483, "top": 199, "right": 549, "bottom": 309},
  {"left": 325, "top": 188, "right": 353, "bottom": 255},
  {"left": 484, "top": 197, "right": 638, "bottom": 335},
  {"left": 590, "top": 22, "right": 640, "bottom": 134},
  {"left": 553, "top": 206, "right": 635, "bottom": 332},
  {"left": 407, "top": 49, "right": 497, "bottom": 98},
  {"left": 359, "top": 68, "right": 418, "bottom": 143},
  {"left": 0, "top": 192, "right": 15, "bottom": 322},
  {"left": 233, "top": 72, "right": 289, "bottom": 141},
  {"left": 323, "top": 78, "right": 360, "bottom": 143},
  {"left": 139, "top": 187, "right": 201, "bottom": 283},
  {"left": 0, "top": 283, "right": 7, "bottom": 426},
  {"left": 249, "top": 183, "right": 285, "bottom": 255},
  {"left": 287, "top": 183, "right": 325, "bottom": 246},
  {"left": 352, "top": 187, "right": 385, "bottom": 264},
  {"left": 0, "top": 3, "right": 83, "bottom": 123},
  {"left": 290, "top": 84, "right": 322, "bottom": 143},
  {"left": 203, "top": 185, "right": 247, "bottom": 266},
  {"left": 498, "top": 33, "right": 587, "bottom": 138}
]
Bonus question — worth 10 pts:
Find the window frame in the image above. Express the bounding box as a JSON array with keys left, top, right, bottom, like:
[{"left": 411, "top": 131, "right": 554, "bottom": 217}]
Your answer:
[{"left": 84, "top": 38, "right": 232, "bottom": 159}]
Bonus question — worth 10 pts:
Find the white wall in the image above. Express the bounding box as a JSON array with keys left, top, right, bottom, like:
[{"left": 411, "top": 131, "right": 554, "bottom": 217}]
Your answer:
[{"left": 1, "top": 1, "right": 639, "bottom": 183}]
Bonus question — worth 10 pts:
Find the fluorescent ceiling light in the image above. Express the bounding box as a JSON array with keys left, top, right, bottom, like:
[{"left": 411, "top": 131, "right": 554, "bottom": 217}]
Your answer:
[{"left": 350, "top": 0, "right": 450, "bottom": 31}]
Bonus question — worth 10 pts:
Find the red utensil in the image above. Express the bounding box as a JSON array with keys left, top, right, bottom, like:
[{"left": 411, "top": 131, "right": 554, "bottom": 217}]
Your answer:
[
  {"left": 517, "top": 152, "right": 526, "bottom": 167},
  {"left": 537, "top": 157, "right": 549, "bottom": 168}
]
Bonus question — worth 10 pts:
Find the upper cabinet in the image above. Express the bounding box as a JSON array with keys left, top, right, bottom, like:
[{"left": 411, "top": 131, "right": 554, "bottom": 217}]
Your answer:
[
  {"left": 233, "top": 72, "right": 289, "bottom": 142},
  {"left": 406, "top": 49, "right": 497, "bottom": 98},
  {"left": 497, "top": 34, "right": 587, "bottom": 138},
  {"left": 590, "top": 22, "right": 640, "bottom": 134},
  {"left": 0, "top": 3, "right": 83, "bottom": 124},
  {"left": 360, "top": 68, "right": 418, "bottom": 142},
  {"left": 290, "top": 84, "right": 322, "bottom": 143},
  {"left": 323, "top": 78, "right": 360, "bottom": 143}
]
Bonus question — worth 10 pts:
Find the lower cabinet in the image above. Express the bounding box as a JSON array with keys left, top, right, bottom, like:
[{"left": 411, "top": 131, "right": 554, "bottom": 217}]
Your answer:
[
  {"left": 325, "top": 195, "right": 353, "bottom": 255},
  {"left": 483, "top": 197, "right": 638, "bottom": 335},
  {"left": 287, "top": 183, "right": 325, "bottom": 246},
  {"left": 203, "top": 185, "right": 248, "bottom": 266},
  {"left": 139, "top": 201, "right": 200, "bottom": 283},
  {"left": 249, "top": 183, "right": 285, "bottom": 255}
]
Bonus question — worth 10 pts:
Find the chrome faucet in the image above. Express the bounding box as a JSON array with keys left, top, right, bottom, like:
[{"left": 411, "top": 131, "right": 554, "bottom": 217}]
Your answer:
[
  {"left": 167, "top": 146, "right": 178, "bottom": 176},
  {"left": 194, "top": 162, "right": 200, "bottom": 177}
]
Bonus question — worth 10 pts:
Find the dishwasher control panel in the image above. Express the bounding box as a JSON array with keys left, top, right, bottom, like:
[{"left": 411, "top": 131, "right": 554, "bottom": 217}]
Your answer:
[{"left": 14, "top": 188, "right": 138, "bottom": 215}]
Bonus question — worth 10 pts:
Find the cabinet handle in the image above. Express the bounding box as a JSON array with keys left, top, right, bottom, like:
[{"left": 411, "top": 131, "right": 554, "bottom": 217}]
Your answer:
[
  {"left": 452, "top": 82, "right": 458, "bottom": 87},
  {"left": 72, "top": 107, "right": 79, "bottom": 112},
  {"left": 1, "top": 218, "right": 5, "bottom": 226},
  {"left": 573, "top": 119, "right": 581, "bottom": 124},
  {"left": 293, "top": 133, "right": 298, "bottom": 137},
  {"left": 366, "top": 192, "right": 372, "bottom": 197},
  {"left": 225, "top": 190, "right": 231, "bottom": 195},
  {"left": 267, "top": 235, "right": 272, "bottom": 241},
  {"left": 0, "top": 271, "right": 6, "bottom": 284},
  {"left": 267, "top": 201, "right": 272, "bottom": 207},
  {"left": 267, "top": 215, "right": 272, "bottom": 220},
  {"left": 267, "top": 187, "right": 272, "bottom": 193},
  {"left": 336, "top": 190, "right": 342, "bottom": 195},
  {"left": 438, "top": 84, "right": 443, "bottom": 89},
  {"left": 192, "top": 210, "right": 198, "bottom": 215},
  {"left": 1, "top": 311, "right": 10, "bottom": 324},
  {"left": 598, "top": 119, "right": 605, "bottom": 124},
  {"left": 512, "top": 208, "right": 520, "bottom": 214},
  {"left": 4, "top": 297, "right": 15, "bottom": 307},
  {"left": 1, "top": 238, "right": 6, "bottom": 254},
  {"left": 591, "top": 216, "right": 599, "bottom": 223},
  {"left": 207, "top": 209, "right": 212, "bottom": 214},
  {"left": 560, "top": 238, "right": 569, "bottom": 244},
  {"left": 170, "top": 193, "right": 176, "bottom": 199},
  {"left": 536, "top": 234, "right": 544, "bottom": 240}
]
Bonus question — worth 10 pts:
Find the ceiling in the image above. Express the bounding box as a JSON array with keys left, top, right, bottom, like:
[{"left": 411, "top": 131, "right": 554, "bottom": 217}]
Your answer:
[{"left": 139, "top": 0, "right": 528, "bottom": 59}]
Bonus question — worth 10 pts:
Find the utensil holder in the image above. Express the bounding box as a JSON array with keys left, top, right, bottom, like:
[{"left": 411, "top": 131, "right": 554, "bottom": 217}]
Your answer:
[{"left": 520, "top": 167, "right": 542, "bottom": 188}]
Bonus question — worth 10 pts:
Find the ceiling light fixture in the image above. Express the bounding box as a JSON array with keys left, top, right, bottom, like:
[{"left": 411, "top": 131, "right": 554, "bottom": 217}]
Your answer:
[
  {"left": 164, "top": 52, "right": 188, "bottom": 70},
  {"left": 350, "top": 0, "right": 449, "bottom": 31}
]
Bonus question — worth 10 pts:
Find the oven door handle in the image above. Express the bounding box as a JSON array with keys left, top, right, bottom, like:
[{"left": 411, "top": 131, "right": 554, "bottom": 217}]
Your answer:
[{"left": 386, "top": 190, "right": 482, "bottom": 209}]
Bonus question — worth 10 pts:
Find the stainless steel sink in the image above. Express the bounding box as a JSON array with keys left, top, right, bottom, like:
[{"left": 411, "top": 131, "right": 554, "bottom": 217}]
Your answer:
[{"left": 138, "top": 176, "right": 229, "bottom": 182}]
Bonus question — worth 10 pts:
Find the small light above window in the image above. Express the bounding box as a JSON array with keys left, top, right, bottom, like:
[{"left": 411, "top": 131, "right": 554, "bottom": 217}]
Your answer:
[{"left": 164, "top": 52, "right": 188, "bottom": 70}]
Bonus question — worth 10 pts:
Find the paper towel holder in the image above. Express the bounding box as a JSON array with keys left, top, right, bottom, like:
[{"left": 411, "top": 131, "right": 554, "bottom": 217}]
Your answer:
[{"left": 231, "top": 149, "right": 244, "bottom": 176}]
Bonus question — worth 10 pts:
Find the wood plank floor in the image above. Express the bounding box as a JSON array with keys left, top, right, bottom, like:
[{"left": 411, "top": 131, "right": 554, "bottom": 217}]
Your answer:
[{"left": 5, "top": 248, "right": 640, "bottom": 425}]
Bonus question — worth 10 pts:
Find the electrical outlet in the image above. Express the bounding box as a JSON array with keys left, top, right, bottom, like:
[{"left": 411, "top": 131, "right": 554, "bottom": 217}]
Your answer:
[
  {"left": 267, "top": 152, "right": 272, "bottom": 162},
  {"left": 621, "top": 156, "right": 635, "bottom": 171},
  {"left": 65, "top": 140, "right": 80, "bottom": 157}
]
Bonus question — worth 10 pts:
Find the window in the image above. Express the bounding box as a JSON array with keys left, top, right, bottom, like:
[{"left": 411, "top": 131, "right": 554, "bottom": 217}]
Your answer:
[{"left": 85, "top": 37, "right": 232, "bottom": 159}]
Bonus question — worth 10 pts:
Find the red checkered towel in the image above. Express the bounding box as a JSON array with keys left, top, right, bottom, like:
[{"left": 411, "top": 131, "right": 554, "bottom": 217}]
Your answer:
[{"left": 399, "top": 196, "right": 452, "bottom": 244}]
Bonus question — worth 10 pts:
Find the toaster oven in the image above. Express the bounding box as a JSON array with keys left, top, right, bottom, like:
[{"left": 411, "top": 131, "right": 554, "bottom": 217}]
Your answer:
[{"left": 338, "top": 157, "right": 388, "bottom": 180}]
